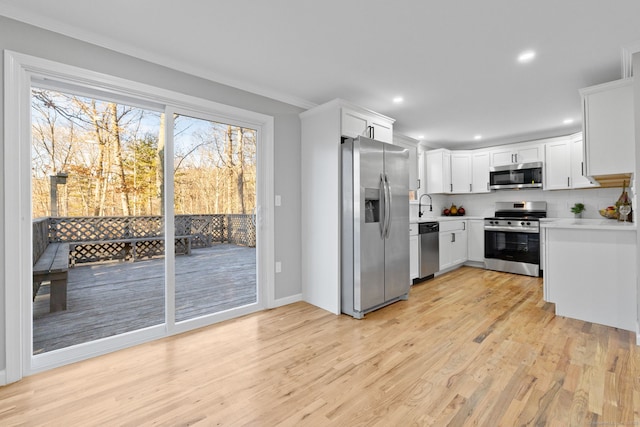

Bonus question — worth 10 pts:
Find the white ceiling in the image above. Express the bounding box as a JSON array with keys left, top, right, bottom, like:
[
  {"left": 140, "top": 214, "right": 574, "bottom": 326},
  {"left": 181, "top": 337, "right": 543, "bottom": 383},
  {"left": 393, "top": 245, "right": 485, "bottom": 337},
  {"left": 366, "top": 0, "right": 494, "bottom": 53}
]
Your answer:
[{"left": 2, "top": 1, "right": 640, "bottom": 148}]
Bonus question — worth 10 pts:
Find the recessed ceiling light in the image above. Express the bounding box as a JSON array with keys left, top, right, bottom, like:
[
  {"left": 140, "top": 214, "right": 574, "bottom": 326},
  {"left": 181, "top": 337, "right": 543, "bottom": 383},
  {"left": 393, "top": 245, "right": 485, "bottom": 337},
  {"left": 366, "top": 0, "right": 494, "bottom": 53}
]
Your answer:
[
  {"left": 517, "top": 50, "right": 536, "bottom": 63},
  {"left": 393, "top": 96, "right": 404, "bottom": 104},
  {"left": 417, "top": 135, "right": 425, "bottom": 139},
  {"left": 563, "top": 118, "right": 574, "bottom": 125},
  {"left": 474, "top": 135, "right": 482, "bottom": 140}
]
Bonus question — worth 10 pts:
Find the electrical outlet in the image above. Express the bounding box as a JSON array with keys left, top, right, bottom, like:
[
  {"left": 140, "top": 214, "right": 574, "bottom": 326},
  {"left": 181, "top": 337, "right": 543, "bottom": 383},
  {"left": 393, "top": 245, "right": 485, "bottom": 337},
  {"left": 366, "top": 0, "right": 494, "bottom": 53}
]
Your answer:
[
  {"left": 275, "top": 261, "right": 282, "bottom": 273},
  {"left": 275, "top": 195, "right": 281, "bottom": 206}
]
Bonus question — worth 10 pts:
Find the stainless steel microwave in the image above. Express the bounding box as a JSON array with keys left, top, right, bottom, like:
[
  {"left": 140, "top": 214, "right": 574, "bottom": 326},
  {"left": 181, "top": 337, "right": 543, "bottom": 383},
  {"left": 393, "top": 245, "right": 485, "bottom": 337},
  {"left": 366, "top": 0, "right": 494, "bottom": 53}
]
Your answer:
[{"left": 489, "top": 161, "right": 543, "bottom": 190}]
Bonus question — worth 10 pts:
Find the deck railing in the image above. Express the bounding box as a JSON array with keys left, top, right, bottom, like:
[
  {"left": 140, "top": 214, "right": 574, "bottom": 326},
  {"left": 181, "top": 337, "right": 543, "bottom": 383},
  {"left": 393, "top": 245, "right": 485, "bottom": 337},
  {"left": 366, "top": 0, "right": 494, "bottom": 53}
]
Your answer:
[{"left": 44, "top": 214, "right": 256, "bottom": 248}]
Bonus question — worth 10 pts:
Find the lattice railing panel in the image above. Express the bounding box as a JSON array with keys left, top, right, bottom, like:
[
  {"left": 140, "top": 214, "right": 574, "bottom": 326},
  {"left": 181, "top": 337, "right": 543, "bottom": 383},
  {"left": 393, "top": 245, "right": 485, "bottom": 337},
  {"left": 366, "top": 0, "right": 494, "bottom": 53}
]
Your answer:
[
  {"left": 70, "top": 241, "right": 130, "bottom": 265},
  {"left": 227, "top": 214, "right": 256, "bottom": 247},
  {"left": 131, "top": 239, "right": 165, "bottom": 260},
  {"left": 179, "top": 214, "right": 225, "bottom": 248},
  {"left": 42, "top": 214, "right": 255, "bottom": 260}
]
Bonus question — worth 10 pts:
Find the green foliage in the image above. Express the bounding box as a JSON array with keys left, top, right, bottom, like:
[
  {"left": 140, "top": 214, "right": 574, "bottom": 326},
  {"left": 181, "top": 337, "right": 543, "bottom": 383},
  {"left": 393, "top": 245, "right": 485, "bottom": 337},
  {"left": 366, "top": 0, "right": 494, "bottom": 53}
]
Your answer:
[{"left": 570, "top": 203, "right": 585, "bottom": 214}]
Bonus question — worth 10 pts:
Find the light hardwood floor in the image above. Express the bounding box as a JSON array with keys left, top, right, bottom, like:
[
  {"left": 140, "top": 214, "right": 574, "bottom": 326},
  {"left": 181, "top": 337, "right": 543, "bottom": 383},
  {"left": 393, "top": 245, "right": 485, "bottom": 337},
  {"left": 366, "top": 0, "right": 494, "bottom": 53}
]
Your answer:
[{"left": 2, "top": 267, "right": 639, "bottom": 425}]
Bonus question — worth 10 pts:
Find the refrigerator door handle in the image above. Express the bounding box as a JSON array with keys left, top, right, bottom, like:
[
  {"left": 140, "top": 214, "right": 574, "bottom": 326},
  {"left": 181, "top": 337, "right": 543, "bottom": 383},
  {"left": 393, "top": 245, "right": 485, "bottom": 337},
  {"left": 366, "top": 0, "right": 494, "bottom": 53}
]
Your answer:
[
  {"left": 379, "top": 174, "right": 386, "bottom": 238},
  {"left": 384, "top": 174, "right": 392, "bottom": 239}
]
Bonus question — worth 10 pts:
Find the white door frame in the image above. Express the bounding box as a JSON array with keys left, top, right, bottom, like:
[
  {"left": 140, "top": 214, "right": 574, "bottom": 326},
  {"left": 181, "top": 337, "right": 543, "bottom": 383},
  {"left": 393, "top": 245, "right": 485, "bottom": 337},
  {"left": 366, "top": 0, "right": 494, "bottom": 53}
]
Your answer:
[{"left": 3, "top": 50, "right": 275, "bottom": 383}]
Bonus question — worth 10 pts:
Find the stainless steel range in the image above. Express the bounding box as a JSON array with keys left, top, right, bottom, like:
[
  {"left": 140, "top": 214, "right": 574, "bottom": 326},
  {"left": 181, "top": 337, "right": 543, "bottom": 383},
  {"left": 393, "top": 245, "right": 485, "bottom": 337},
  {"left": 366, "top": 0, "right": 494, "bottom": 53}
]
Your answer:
[{"left": 484, "top": 201, "right": 546, "bottom": 277}]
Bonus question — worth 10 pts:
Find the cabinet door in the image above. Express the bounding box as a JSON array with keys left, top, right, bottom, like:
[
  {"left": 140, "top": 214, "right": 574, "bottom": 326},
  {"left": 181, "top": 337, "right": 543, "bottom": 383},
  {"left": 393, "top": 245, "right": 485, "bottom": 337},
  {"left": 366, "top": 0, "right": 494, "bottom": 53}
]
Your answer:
[
  {"left": 451, "top": 230, "right": 468, "bottom": 266},
  {"left": 425, "top": 149, "right": 451, "bottom": 194},
  {"left": 341, "top": 109, "right": 369, "bottom": 139},
  {"left": 341, "top": 108, "right": 394, "bottom": 143},
  {"left": 410, "top": 234, "right": 419, "bottom": 280},
  {"left": 545, "top": 140, "right": 571, "bottom": 190},
  {"left": 451, "top": 152, "right": 472, "bottom": 193},
  {"left": 394, "top": 139, "right": 419, "bottom": 190},
  {"left": 516, "top": 145, "right": 542, "bottom": 164},
  {"left": 471, "top": 151, "right": 490, "bottom": 193},
  {"left": 467, "top": 220, "right": 485, "bottom": 262},
  {"left": 490, "top": 148, "right": 515, "bottom": 166},
  {"left": 370, "top": 118, "right": 393, "bottom": 143},
  {"left": 438, "top": 232, "right": 452, "bottom": 270},
  {"left": 582, "top": 79, "right": 634, "bottom": 176},
  {"left": 570, "top": 136, "right": 597, "bottom": 189}
]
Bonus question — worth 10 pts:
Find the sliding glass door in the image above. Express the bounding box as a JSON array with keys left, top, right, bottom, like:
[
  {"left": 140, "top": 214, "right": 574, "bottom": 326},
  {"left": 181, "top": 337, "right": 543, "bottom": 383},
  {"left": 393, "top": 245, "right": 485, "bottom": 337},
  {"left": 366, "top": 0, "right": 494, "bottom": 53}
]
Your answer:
[
  {"left": 30, "top": 93, "right": 262, "bottom": 357},
  {"left": 172, "top": 113, "right": 257, "bottom": 322},
  {"left": 31, "top": 87, "right": 167, "bottom": 355}
]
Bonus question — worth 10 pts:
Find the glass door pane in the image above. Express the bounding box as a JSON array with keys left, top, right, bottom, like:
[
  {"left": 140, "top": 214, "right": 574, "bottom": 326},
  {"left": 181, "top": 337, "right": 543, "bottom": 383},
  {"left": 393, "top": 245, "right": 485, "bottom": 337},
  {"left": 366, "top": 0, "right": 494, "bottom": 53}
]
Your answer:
[
  {"left": 173, "top": 114, "right": 257, "bottom": 322},
  {"left": 31, "top": 88, "right": 166, "bottom": 354}
]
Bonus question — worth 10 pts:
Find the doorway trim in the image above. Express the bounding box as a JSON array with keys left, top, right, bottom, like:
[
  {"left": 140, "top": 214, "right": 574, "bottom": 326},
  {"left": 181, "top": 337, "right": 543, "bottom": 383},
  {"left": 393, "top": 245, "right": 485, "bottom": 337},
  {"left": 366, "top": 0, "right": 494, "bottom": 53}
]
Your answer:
[{"left": 3, "top": 50, "right": 275, "bottom": 383}]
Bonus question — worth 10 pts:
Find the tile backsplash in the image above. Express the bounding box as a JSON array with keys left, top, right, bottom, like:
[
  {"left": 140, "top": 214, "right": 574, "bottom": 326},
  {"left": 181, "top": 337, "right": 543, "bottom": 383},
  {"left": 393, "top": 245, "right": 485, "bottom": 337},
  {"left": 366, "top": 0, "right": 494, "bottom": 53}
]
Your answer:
[{"left": 411, "top": 185, "right": 635, "bottom": 221}]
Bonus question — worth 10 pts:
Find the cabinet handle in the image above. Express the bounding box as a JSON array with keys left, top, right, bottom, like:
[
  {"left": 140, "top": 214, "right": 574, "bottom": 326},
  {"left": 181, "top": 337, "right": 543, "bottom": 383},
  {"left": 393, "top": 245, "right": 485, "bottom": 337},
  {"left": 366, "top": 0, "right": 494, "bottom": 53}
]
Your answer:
[
  {"left": 417, "top": 179, "right": 421, "bottom": 189},
  {"left": 581, "top": 162, "right": 584, "bottom": 176},
  {"left": 451, "top": 233, "right": 455, "bottom": 243},
  {"left": 463, "top": 222, "right": 466, "bottom": 231},
  {"left": 567, "top": 177, "right": 570, "bottom": 187},
  {"left": 486, "top": 182, "right": 489, "bottom": 191},
  {"left": 469, "top": 183, "right": 472, "bottom": 192},
  {"left": 450, "top": 183, "right": 453, "bottom": 192},
  {"left": 366, "top": 125, "right": 375, "bottom": 140}
]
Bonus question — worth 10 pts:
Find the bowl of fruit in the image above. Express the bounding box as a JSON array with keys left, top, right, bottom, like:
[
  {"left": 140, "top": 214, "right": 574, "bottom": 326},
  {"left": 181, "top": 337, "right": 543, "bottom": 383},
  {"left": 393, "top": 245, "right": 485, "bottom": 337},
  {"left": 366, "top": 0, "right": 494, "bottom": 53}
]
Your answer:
[
  {"left": 599, "top": 206, "right": 618, "bottom": 219},
  {"left": 442, "top": 204, "right": 465, "bottom": 216}
]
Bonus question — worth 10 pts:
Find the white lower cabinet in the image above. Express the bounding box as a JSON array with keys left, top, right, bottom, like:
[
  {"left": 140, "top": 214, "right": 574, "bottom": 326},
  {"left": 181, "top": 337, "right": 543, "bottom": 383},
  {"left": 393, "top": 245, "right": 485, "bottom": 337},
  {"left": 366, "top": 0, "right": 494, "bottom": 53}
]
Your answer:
[
  {"left": 544, "top": 227, "right": 636, "bottom": 331},
  {"left": 438, "top": 220, "right": 467, "bottom": 271},
  {"left": 409, "top": 224, "right": 419, "bottom": 280}
]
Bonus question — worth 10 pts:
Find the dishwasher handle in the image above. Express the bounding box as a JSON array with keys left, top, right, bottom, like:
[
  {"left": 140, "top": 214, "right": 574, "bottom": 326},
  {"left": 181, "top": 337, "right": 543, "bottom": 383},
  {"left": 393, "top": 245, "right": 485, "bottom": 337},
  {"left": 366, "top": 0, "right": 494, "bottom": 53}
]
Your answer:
[{"left": 418, "top": 222, "right": 439, "bottom": 234}]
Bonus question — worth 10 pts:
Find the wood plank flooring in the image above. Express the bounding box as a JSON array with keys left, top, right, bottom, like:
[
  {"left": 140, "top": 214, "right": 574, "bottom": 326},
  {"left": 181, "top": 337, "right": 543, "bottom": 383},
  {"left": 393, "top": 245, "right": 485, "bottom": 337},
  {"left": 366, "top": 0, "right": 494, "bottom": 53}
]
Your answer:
[
  {"left": 33, "top": 244, "right": 256, "bottom": 353},
  {"left": 4, "top": 266, "right": 639, "bottom": 425}
]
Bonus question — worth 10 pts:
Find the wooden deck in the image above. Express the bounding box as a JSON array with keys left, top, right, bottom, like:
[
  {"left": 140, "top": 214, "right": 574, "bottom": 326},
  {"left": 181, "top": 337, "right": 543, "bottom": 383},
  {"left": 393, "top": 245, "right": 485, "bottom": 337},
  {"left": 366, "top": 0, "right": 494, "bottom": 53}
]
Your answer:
[{"left": 33, "top": 244, "right": 256, "bottom": 354}]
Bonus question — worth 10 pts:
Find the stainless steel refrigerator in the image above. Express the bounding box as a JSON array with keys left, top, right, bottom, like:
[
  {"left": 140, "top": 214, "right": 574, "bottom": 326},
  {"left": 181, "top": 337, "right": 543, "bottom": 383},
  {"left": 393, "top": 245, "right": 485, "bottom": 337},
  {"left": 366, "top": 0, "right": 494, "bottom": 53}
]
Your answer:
[{"left": 341, "top": 136, "right": 410, "bottom": 319}]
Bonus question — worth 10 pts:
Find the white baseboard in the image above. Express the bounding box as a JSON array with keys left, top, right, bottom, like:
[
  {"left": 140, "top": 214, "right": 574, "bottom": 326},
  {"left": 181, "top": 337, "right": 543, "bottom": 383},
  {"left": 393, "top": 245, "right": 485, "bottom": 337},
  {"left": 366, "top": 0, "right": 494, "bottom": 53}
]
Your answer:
[
  {"left": 0, "top": 369, "right": 7, "bottom": 386},
  {"left": 272, "top": 293, "right": 302, "bottom": 308}
]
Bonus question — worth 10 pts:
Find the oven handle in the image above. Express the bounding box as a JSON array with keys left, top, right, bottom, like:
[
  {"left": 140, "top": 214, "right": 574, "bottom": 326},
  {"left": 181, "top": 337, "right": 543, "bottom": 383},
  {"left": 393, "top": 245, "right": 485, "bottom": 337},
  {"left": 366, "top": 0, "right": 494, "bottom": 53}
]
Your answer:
[{"left": 484, "top": 225, "right": 539, "bottom": 233}]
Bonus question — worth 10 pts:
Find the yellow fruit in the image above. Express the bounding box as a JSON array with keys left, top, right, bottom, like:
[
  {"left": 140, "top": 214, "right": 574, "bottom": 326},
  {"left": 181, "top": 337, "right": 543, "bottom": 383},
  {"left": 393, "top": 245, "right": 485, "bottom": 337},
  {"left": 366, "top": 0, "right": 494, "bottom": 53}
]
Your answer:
[{"left": 450, "top": 204, "right": 458, "bottom": 215}]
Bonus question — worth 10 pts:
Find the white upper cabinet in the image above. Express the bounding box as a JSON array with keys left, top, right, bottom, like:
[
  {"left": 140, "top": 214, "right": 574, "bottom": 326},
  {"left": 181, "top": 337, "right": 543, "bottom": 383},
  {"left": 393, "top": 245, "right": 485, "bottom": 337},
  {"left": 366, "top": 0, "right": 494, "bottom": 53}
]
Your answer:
[
  {"left": 393, "top": 134, "right": 420, "bottom": 191},
  {"left": 544, "top": 134, "right": 598, "bottom": 190},
  {"left": 471, "top": 150, "right": 491, "bottom": 193},
  {"left": 490, "top": 143, "right": 543, "bottom": 166},
  {"left": 569, "top": 133, "right": 598, "bottom": 189},
  {"left": 450, "top": 151, "right": 472, "bottom": 193},
  {"left": 580, "top": 78, "right": 635, "bottom": 176},
  {"left": 341, "top": 106, "right": 394, "bottom": 144},
  {"left": 425, "top": 148, "right": 452, "bottom": 194},
  {"left": 425, "top": 148, "right": 492, "bottom": 194},
  {"left": 544, "top": 138, "right": 572, "bottom": 190}
]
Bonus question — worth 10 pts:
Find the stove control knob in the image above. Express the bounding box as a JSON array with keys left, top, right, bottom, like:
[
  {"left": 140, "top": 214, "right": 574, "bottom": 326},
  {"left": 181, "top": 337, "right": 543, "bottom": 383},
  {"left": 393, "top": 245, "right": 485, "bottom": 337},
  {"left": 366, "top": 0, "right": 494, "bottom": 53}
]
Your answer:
[
  {"left": 520, "top": 221, "right": 525, "bottom": 225},
  {"left": 526, "top": 222, "right": 531, "bottom": 226},
  {"left": 507, "top": 221, "right": 512, "bottom": 225}
]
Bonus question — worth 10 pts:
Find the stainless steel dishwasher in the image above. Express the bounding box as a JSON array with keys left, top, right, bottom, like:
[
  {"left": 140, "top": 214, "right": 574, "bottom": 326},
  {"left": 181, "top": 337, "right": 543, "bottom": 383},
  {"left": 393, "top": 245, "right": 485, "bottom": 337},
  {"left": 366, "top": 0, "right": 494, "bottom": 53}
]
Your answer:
[{"left": 418, "top": 222, "right": 439, "bottom": 280}]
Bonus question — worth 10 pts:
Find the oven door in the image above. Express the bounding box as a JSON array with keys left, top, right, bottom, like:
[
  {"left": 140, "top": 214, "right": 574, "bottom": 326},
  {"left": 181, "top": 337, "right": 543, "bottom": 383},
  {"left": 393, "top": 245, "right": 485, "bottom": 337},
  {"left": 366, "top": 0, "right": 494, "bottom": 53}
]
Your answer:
[{"left": 484, "top": 229, "right": 540, "bottom": 274}]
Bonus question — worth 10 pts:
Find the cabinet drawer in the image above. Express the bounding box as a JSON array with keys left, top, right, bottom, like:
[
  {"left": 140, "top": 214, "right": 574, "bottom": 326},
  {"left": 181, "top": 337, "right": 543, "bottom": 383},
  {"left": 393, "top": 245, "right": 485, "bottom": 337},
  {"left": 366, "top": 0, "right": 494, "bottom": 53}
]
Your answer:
[{"left": 439, "top": 220, "right": 466, "bottom": 233}]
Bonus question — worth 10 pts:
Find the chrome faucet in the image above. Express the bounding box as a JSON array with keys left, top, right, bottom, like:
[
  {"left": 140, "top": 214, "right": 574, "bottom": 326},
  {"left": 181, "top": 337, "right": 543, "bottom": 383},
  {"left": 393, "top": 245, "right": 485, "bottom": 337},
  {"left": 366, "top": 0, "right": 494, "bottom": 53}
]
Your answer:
[{"left": 418, "top": 194, "right": 433, "bottom": 217}]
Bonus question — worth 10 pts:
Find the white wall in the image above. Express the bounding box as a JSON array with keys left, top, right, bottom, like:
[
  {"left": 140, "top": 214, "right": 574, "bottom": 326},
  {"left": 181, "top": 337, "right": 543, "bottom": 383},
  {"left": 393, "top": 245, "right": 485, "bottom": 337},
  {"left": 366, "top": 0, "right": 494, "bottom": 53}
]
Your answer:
[{"left": 0, "top": 16, "right": 304, "bottom": 373}]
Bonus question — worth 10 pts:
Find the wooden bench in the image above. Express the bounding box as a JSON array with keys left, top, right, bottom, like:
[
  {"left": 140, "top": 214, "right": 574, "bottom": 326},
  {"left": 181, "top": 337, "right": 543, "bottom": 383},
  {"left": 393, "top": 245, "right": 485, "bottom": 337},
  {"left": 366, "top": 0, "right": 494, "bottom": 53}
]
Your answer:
[
  {"left": 33, "top": 243, "right": 70, "bottom": 312},
  {"left": 69, "top": 236, "right": 192, "bottom": 266}
]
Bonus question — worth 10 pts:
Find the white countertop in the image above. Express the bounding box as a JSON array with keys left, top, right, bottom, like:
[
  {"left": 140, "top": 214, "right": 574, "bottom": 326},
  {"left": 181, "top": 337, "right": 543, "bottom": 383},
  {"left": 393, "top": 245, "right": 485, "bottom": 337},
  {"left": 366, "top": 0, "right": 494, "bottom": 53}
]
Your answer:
[
  {"left": 540, "top": 218, "right": 637, "bottom": 231},
  {"left": 412, "top": 216, "right": 484, "bottom": 223}
]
